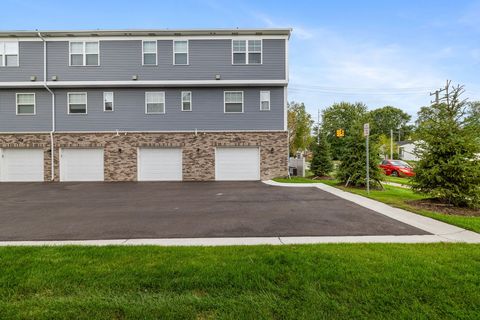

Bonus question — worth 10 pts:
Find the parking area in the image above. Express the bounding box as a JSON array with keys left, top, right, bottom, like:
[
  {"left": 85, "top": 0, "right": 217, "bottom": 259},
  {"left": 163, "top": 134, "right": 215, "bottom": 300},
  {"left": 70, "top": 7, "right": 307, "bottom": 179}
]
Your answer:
[{"left": 0, "top": 182, "right": 429, "bottom": 241}]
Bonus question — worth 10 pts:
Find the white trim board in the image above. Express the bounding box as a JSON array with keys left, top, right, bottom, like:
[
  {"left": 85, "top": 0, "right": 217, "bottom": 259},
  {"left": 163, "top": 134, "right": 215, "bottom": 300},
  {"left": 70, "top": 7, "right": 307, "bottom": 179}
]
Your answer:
[
  {"left": 0, "top": 79, "right": 288, "bottom": 88},
  {"left": 0, "top": 35, "right": 289, "bottom": 42}
]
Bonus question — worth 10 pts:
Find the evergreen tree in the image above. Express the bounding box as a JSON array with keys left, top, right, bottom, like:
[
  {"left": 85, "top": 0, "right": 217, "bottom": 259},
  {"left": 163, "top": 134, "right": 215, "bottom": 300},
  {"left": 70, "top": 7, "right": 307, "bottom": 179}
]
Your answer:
[
  {"left": 310, "top": 131, "right": 334, "bottom": 177},
  {"left": 412, "top": 82, "right": 480, "bottom": 208},
  {"left": 336, "top": 117, "right": 383, "bottom": 187}
]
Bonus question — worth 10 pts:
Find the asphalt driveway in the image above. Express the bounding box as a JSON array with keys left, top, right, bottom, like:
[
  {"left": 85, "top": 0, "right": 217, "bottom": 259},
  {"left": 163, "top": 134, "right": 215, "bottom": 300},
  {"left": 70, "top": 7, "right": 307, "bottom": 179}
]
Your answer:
[{"left": 0, "top": 182, "right": 428, "bottom": 241}]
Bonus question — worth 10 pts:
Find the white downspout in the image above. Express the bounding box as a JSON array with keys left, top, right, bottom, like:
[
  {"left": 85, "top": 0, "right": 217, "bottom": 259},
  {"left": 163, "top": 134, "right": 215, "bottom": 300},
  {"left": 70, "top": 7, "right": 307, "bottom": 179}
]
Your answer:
[{"left": 37, "top": 31, "right": 55, "bottom": 181}]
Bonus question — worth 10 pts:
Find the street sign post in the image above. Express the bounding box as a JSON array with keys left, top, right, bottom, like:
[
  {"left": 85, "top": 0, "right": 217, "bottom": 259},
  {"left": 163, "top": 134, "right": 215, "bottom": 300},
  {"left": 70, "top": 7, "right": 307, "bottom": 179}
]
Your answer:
[{"left": 364, "top": 123, "right": 370, "bottom": 194}]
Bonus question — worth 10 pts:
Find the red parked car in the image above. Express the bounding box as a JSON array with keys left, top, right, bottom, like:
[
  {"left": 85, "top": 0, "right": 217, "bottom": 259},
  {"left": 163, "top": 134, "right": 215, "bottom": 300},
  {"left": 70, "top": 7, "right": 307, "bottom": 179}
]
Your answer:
[{"left": 379, "top": 159, "right": 415, "bottom": 177}]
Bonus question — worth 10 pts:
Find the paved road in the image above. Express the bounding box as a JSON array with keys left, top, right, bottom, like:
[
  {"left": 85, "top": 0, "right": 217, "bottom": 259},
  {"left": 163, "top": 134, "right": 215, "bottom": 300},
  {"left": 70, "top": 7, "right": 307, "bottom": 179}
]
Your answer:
[{"left": 0, "top": 182, "right": 429, "bottom": 241}]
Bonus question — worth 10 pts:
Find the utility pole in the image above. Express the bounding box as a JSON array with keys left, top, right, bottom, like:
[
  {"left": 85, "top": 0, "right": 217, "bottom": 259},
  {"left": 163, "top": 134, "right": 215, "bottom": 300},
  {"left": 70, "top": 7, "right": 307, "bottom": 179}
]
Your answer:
[
  {"left": 390, "top": 129, "right": 393, "bottom": 159},
  {"left": 430, "top": 80, "right": 450, "bottom": 105},
  {"left": 317, "top": 109, "right": 320, "bottom": 144},
  {"left": 364, "top": 123, "right": 370, "bottom": 194}
]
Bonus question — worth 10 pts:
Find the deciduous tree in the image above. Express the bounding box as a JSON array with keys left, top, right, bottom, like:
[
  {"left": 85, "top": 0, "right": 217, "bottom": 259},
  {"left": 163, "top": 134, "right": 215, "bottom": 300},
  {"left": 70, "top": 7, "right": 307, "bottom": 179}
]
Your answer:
[
  {"left": 322, "top": 102, "right": 368, "bottom": 159},
  {"left": 288, "top": 101, "right": 313, "bottom": 156}
]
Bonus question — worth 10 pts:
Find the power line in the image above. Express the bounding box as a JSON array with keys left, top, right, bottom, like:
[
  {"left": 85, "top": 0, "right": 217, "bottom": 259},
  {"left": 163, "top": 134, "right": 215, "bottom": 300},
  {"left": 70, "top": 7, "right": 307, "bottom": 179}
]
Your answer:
[{"left": 288, "top": 87, "right": 432, "bottom": 96}]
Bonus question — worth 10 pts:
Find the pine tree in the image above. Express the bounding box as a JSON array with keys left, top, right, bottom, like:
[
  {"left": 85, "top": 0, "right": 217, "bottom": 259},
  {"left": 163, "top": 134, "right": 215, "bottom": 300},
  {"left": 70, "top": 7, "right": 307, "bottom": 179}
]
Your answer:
[
  {"left": 310, "top": 131, "right": 334, "bottom": 177},
  {"left": 336, "top": 118, "right": 383, "bottom": 187},
  {"left": 412, "top": 82, "right": 480, "bottom": 208}
]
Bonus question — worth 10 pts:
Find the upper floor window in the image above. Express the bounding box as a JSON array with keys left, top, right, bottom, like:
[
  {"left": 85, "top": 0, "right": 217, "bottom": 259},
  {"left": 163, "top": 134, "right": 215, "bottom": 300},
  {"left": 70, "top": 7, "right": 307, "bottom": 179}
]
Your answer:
[
  {"left": 68, "top": 92, "right": 87, "bottom": 114},
  {"left": 0, "top": 42, "right": 19, "bottom": 67},
  {"left": 103, "top": 92, "right": 114, "bottom": 112},
  {"left": 260, "top": 91, "right": 270, "bottom": 111},
  {"left": 181, "top": 91, "right": 192, "bottom": 111},
  {"left": 143, "top": 41, "right": 157, "bottom": 65},
  {"left": 16, "top": 93, "right": 35, "bottom": 115},
  {"left": 173, "top": 40, "right": 188, "bottom": 65},
  {"left": 224, "top": 91, "right": 244, "bottom": 113},
  {"left": 232, "top": 40, "right": 262, "bottom": 65},
  {"left": 145, "top": 92, "right": 165, "bottom": 114},
  {"left": 70, "top": 42, "right": 99, "bottom": 66}
]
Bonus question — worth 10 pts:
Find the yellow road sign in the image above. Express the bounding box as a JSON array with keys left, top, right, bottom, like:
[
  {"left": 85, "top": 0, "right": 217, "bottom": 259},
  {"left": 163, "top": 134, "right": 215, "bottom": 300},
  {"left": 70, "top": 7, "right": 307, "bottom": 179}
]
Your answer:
[{"left": 336, "top": 129, "right": 345, "bottom": 137}]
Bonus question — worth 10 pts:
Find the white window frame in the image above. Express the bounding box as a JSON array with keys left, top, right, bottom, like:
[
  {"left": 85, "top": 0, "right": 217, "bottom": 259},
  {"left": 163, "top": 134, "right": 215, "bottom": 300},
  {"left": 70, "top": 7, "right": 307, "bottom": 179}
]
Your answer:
[
  {"left": 231, "top": 39, "right": 262, "bottom": 65},
  {"left": 0, "top": 41, "right": 19, "bottom": 67},
  {"left": 103, "top": 92, "right": 114, "bottom": 112},
  {"left": 181, "top": 91, "right": 192, "bottom": 112},
  {"left": 67, "top": 92, "right": 88, "bottom": 115},
  {"left": 145, "top": 92, "right": 165, "bottom": 114},
  {"left": 224, "top": 91, "right": 244, "bottom": 114},
  {"left": 142, "top": 40, "right": 158, "bottom": 66},
  {"left": 69, "top": 41, "right": 100, "bottom": 67},
  {"left": 173, "top": 40, "right": 189, "bottom": 65},
  {"left": 260, "top": 91, "right": 270, "bottom": 111},
  {"left": 15, "top": 93, "right": 36, "bottom": 116}
]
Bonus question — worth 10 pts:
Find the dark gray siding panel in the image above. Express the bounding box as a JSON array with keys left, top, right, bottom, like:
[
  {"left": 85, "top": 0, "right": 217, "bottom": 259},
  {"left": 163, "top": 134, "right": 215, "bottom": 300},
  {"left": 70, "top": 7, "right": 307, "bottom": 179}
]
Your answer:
[
  {"left": 47, "top": 39, "right": 286, "bottom": 81},
  {"left": 0, "top": 42, "right": 44, "bottom": 82},
  {"left": 0, "top": 89, "right": 52, "bottom": 132},
  {"left": 54, "top": 87, "right": 284, "bottom": 131}
]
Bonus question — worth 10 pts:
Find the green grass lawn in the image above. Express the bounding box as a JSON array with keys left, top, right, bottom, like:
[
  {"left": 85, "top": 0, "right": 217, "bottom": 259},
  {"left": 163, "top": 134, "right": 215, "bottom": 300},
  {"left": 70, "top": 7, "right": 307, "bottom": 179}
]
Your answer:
[
  {"left": 273, "top": 177, "right": 480, "bottom": 233},
  {"left": 384, "top": 175, "right": 413, "bottom": 186},
  {"left": 0, "top": 244, "right": 479, "bottom": 319}
]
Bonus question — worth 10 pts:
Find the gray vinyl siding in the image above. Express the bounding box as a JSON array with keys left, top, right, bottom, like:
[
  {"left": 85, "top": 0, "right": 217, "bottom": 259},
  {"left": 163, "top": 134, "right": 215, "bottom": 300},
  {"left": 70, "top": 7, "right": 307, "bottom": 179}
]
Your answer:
[
  {"left": 46, "top": 39, "right": 285, "bottom": 81},
  {"left": 0, "top": 42, "right": 44, "bottom": 82},
  {"left": 54, "top": 87, "right": 284, "bottom": 131},
  {"left": 0, "top": 89, "right": 52, "bottom": 132}
]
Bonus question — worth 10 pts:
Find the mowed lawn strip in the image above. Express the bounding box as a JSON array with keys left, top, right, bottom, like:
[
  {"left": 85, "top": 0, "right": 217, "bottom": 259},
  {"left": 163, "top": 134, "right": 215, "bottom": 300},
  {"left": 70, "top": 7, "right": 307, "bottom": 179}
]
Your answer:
[
  {"left": 0, "top": 244, "right": 479, "bottom": 319},
  {"left": 273, "top": 177, "right": 480, "bottom": 233}
]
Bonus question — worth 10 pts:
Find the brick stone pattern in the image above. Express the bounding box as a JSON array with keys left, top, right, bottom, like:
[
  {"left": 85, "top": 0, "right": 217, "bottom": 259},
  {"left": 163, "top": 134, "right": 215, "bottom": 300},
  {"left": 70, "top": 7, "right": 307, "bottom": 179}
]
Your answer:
[{"left": 0, "top": 131, "right": 288, "bottom": 181}]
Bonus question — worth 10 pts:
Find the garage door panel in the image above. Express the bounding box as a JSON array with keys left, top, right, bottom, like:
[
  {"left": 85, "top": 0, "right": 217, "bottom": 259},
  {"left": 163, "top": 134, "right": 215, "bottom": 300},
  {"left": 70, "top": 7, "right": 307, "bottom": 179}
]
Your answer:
[
  {"left": 0, "top": 149, "right": 44, "bottom": 182},
  {"left": 60, "top": 148, "right": 104, "bottom": 182},
  {"left": 138, "top": 148, "right": 182, "bottom": 181},
  {"left": 215, "top": 147, "right": 260, "bottom": 181}
]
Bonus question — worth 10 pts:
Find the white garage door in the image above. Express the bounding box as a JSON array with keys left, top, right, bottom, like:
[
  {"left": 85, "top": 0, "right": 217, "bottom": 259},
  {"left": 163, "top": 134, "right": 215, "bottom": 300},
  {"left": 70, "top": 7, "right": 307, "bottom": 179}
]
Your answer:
[
  {"left": 60, "top": 148, "right": 104, "bottom": 181},
  {"left": 215, "top": 147, "right": 260, "bottom": 181},
  {"left": 138, "top": 148, "right": 183, "bottom": 181},
  {"left": 0, "top": 148, "right": 44, "bottom": 182}
]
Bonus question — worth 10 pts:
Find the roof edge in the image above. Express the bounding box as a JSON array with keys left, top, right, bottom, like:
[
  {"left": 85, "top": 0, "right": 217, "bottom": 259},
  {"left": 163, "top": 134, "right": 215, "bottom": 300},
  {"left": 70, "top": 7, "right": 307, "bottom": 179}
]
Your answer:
[{"left": 0, "top": 28, "right": 292, "bottom": 38}]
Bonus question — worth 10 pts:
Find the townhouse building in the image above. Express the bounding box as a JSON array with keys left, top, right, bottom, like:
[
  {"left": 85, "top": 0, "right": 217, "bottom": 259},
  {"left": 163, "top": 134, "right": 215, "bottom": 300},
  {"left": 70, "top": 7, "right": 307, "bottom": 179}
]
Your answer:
[{"left": 0, "top": 28, "right": 290, "bottom": 182}]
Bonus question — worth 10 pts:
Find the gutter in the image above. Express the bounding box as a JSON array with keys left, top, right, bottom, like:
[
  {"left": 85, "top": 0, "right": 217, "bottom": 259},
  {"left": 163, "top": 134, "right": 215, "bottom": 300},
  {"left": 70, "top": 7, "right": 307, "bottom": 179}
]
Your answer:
[{"left": 37, "top": 31, "right": 55, "bottom": 181}]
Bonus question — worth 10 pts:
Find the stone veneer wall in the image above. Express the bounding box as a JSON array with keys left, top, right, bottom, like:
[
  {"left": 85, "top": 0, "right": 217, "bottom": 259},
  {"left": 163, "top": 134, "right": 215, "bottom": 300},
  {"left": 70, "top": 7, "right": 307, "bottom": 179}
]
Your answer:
[{"left": 0, "top": 131, "right": 288, "bottom": 181}]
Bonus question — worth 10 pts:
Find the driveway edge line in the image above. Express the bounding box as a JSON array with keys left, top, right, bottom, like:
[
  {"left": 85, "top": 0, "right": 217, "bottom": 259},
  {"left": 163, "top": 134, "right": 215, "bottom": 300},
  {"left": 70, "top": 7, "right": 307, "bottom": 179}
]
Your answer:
[
  {"left": 0, "top": 235, "right": 458, "bottom": 246},
  {"left": 263, "top": 180, "right": 480, "bottom": 243}
]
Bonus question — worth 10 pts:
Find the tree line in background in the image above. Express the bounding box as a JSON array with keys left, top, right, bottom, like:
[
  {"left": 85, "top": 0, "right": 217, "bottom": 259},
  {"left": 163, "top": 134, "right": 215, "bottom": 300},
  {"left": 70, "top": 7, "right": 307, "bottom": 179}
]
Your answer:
[{"left": 287, "top": 82, "right": 480, "bottom": 208}]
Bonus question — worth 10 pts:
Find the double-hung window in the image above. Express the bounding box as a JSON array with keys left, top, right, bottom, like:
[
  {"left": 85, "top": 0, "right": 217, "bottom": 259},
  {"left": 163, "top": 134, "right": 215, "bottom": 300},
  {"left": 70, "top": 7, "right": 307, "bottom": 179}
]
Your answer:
[
  {"left": 181, "top": 91, "right": 192, "bottom": 111},
  {"left": 173, "top": 40, "right": 188, "bottom": 65},
  {"left": 143, "top": 41, "right": 157, "bottom": 65},
  {"left": 0, "top": 42, "right": 19, "bottom": 67},
  {"left": 145, "top": 92, "right": 165, "bottom": 114},
  {"left": 260, "top": 91, "right": 270, "bottom": 111},
  {"left": 103, "top": 92, "right": 114, "bottom": 112},
  {"left": 224, "top": 91, "right": 244, "bottom": 113},
  {"left": 70, "top": 41, "right": 99, "bottom": 66},
  {"left": 232, "top": 40, "right": 262, "bottom": 64},
  {"left": 68, "top": 93, "right": 87, "bottom": 114},
  {"left": 16, "top": 93, "right": 35, "bottom": 115}
]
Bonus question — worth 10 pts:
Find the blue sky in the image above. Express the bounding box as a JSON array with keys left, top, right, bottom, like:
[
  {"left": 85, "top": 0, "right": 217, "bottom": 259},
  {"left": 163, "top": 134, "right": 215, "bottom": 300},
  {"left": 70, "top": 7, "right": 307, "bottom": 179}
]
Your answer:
[{"left": 1, "top": 0, "right": 479, "bottom": 119}]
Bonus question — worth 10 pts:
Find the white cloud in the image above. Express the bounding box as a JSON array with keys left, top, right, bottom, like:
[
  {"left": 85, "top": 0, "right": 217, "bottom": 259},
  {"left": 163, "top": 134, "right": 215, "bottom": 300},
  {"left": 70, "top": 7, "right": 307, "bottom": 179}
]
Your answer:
[{"left": 286, "top": 27, "right": 444, "bottom": 117}]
